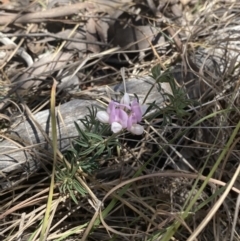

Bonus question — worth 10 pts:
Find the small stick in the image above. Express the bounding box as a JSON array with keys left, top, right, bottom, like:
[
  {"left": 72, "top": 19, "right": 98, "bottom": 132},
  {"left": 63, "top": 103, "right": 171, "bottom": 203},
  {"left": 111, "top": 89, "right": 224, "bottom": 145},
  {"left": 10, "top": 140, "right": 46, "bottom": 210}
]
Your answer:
[{"left": 120, "top": 67, "right": 127, "bottom": 93}]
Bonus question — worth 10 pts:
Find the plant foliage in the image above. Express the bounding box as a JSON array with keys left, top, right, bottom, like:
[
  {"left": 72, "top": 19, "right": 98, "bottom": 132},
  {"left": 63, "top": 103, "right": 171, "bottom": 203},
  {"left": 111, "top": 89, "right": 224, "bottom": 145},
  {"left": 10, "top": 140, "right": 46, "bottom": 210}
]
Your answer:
[
  {"left": 56, "top": 106, "right": 118, "bottom": 203},
  {"left": 150, "top": 64, "right": 196, "bottom": 124}
]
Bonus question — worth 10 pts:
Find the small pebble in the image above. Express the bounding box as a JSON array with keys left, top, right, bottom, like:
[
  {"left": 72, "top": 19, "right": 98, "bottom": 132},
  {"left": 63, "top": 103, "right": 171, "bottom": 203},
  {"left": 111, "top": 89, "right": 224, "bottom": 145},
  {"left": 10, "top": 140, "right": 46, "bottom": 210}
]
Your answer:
[{"left": 0, "top": 51, "right": 6, "bottom": 59}]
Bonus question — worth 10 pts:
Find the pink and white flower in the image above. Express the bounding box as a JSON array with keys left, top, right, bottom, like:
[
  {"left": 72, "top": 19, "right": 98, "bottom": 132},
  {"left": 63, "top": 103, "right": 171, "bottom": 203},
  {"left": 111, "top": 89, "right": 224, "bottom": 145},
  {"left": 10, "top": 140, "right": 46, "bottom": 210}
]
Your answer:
[{"left": 96, "top": 93, "right": 146, "bottom": 135}]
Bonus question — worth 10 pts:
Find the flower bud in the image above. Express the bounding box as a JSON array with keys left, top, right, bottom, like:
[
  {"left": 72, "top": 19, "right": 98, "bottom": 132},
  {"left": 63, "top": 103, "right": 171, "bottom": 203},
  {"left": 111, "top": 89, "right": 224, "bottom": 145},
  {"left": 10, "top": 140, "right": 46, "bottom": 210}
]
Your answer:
[
  {"left": 111, "top": 122, "right": 123, "bottom": 133},
  {"left": 130, "top": 124, "right": 144, "bottom": 135},
  {"left": 96, "top": 111, "right": 109, "bottom": 123},
  {"left": 120, "top": 93, "right": 130, "bottom": 105}
]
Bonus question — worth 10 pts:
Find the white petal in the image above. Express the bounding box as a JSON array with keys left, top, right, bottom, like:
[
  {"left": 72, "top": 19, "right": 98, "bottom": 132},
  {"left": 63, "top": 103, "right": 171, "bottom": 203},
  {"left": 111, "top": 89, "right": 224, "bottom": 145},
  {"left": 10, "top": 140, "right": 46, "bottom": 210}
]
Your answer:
[
  {"left": 130, "top": 124, "right": 144, "bottom": 135},
  {"left": 140, "top": 104, "right": 148, "bottom": 115},
  {"left": 120, "top": 93, "right": 130, "bottom": 105},
  {"left": 111, "top": 122, "right": 123, "bottom": 133},
  {"left": 96, "top": 111, "right": 109, "bottom": 123}
]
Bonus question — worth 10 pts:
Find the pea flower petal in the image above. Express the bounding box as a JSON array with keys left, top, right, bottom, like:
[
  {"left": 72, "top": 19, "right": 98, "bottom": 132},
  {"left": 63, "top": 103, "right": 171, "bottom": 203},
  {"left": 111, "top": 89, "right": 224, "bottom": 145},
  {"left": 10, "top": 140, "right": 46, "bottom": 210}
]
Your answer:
[
  {"left": 131, "top": 99, "right": 143, "bottom": 122},
  {"left": 97, "top": 93, "right": 145, "bottom": 135},
  {"left": 130, "top": 124, "right": 144, "bottom": 135},
  {"left": 111, "top": 122, "right": 123, "bottom": 133},
  {"left": 127, "top": 113, "right": 138, "bottom": 130},
  {"left": 120, "top": 92, "right": 130, "bottom": 105},
  {"left": 96, "top": 111, "right": 109, "bottom": 123},
  {"left": 117, "top": 108, "right": 128, "bottom": 128}
]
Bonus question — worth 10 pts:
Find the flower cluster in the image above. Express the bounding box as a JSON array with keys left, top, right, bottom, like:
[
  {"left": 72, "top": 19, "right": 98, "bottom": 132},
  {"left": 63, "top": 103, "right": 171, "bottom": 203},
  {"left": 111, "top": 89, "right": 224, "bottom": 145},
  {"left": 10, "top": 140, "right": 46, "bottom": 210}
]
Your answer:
[{"left": 96, "top": 93, "right": 146, "bottom": 135}]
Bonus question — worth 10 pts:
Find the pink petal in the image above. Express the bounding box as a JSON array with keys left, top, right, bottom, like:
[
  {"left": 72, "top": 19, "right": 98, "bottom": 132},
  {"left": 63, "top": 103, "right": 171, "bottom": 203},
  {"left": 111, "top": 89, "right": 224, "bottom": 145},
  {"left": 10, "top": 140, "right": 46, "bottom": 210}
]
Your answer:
[
  {"left": 127, "top": 113, "right": 138, "bottom": 130},
  {"left": 109, "top": 111, "right": 116, "bottom": 124},
  {"left": 130, "top": 124, "right": 144, "bottom": 135},
  {"left": 111, "top": 122, "right": 123, "bottom": 133},
  {"left": 118, "top": 103, "right": 131, "bottom": 110},
  {"left": 131, "top": 99, "right": 142, "bottom": 122},
  {"left": 108, "top": 102, "right": 118, "bottom": 123},
  {"left": 96, "top": 111, "right": 109, "bottom": 123},
  {"left": 117, "top": 109, "right": 128, "bottom": 128},
  {"left": 107, "top": 101, "right": 116, "bottom": 114},
  {"left": 127, "top": 114, "right": 133, "bottom": 130}
]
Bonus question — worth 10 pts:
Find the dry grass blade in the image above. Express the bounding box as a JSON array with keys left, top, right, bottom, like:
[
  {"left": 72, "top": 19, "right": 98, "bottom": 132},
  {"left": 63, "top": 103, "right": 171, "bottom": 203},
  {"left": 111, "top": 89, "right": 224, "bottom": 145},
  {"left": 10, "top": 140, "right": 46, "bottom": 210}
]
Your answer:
[
  {"left": 231, "top": 194, "right": 240, "bottom": 241},
  {"left": 187, "top": 163, "right": 240, "bottom": 241},
  {"left": 39, "top": 79, "right": 58, "bottom": 241}
]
